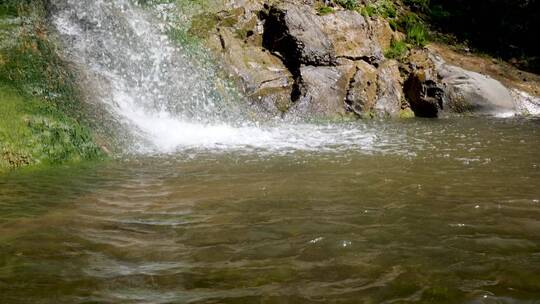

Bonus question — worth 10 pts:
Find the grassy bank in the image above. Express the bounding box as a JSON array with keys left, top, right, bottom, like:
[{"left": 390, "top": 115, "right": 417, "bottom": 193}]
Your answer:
[{"left": 0, "top": 0, "right": 103, "bottom": 171}]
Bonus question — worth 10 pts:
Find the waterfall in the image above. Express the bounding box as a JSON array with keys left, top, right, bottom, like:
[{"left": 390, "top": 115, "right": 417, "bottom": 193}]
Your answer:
[{"left": 51, "top": 0, "right": 386, "bottom": 154}]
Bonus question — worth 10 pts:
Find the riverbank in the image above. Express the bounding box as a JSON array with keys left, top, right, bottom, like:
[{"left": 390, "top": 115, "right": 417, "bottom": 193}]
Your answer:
[{"left": 0, "top": 1, "right": 104, "bottom": 171}]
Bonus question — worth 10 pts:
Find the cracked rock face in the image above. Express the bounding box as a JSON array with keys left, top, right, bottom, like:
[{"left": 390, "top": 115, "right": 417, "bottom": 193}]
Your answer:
[
  {"left": 318, "top": 10, "right": 383, "bottom": 64},
  {"left": 262, "top": 3, "right": 335, "bottom": 68},
  {"left": 346, "top": 60, "right": 402, "bottom": 117},
  {"left": 289, "top": 65, "right": 356, "bottom": 118},
  {"left": 214, "top": 27, "right": 294, "bottom": 115}
]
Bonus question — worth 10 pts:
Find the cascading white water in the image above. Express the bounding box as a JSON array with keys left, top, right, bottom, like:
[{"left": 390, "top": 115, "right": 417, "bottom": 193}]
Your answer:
[{"left": 51, "top": 0, "right": 396, "bottom": 153}]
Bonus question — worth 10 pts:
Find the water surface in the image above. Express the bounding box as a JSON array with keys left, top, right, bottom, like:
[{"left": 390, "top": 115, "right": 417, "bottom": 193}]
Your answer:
[{"left": 1, "top": 118, "right": 539, "bottom": 303}]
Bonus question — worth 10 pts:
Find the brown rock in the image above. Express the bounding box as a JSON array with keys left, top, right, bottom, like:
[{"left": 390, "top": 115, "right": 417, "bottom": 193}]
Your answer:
[
  {"left": 346, "top": 60, "right": 403, "bottom": 117},
  {"left": 212, "top": 27, "right": 294, "bottom": 115},
  {"left": 319, "top": 11, "right": 382, "bottom": 63}
]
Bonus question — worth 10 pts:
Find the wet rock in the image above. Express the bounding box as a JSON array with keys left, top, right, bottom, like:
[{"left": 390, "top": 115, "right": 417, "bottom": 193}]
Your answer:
[
  {"left": 403, "top": 49, "right": 444, "bottom": 117},
  {"left": 207, "top": 25, "right": 294, "bottom": 115},
  {"left": 511, "top": 90, "right": 540, "bottom": 116},
  {"left": 290, "top": 64, "right": 356, "bottom": 118}
]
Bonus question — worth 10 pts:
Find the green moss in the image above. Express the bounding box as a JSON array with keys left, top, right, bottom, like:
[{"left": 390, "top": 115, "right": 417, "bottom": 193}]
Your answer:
[
  {"left": 317, "top": 6, "right": 334, "bottom": 16},
  {"left": 361, "top": 111, "right": 375, "bottom": 120},
  {"left": 0, "top": 86, "right": 102, "bottom": 170},
  {"left": 385, "top": 39, "right": 408, "bottom": 59},
  {"left": 378, "top": 0, "right": 397, "bottom": 18},
  {"left": 188, "top": 12, "right": 219, "bottom": 38},
  {"left": 399, "top": 108, "right": 415, "bottom": 119},
  {"left": 360, "top": 5, "right": 377, "bottom": 17},
  {"left": 0, "top": 0, "right": 103, "bottom": 171}
]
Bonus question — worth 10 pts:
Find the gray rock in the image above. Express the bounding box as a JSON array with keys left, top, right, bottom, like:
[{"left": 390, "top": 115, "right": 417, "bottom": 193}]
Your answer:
[
  {"left": 262, "top": 3, "right": 385, "bottom": 68},
  {"left": 375, "top": 60, "right": 403, "bottom": 117},
  {"left": 263, "top": 3, "right": 335, "bottom": 67},
  {"left": 319, "top": 11, "right": 383, "bottom": 64},
  {"left": 289, "top": 65, "right": 356, "bottom": 118},
  {"left": 433, "top": 56, "right": 516, "bottom": 115},
  {"left": 347, "top": 60, "right": 402, "bottom": 117},
  {"left": 346, "top": 61, "right": 378, "bottom": 115}
]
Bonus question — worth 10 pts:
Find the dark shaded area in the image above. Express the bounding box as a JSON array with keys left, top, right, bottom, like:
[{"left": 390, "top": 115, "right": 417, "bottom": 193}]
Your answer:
[
  {"left": 404, "top": 72, "right": 444, "bottom": 117},
  {"left": 260, "top": 7, "right": 302, "bottom": 76},
  {"left": 423, "top": 0, "right": 539, "bottom": 73}
]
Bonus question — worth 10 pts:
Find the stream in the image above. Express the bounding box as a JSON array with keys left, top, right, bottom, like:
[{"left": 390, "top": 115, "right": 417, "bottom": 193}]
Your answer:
[
  {"left": 1, "top": 0, "right": 539, "bottom": 303},
  {"left": 1, "top": 118, "right": 540, "bottom": 303}
]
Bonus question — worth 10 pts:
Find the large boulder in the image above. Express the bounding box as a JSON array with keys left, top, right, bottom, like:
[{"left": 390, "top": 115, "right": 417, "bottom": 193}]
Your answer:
[
  {"left": 404, "top": 51, "right": 517, "bottom": 117},
  {"left": 262, "top": 3, "right": 385, "bottom": 68},
  {"left": 433, "top": 58, "right": 516, "bottom": 115},
  {"left": 289, "top": 64, "right": 356, "bottom": 118}
]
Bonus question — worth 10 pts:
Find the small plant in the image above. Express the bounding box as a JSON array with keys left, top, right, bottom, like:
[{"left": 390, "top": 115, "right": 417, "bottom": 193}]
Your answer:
[
  {"left": 317, "top": 6, "right": 334, "bottom": 16},
  {"left": 336, "top": 0, "right": 358, "bottom": 10},
  {"left": 378, "top": 0, "right": 397, "bottom": 18},
  {"left": 359, "top": 5, "right": 377, "bottom": 17},
  {"left": 359, "top": 0, "right": 396, "bottom": 19},
  {"left": 385, "top": 39, "right": 409, "bottom": 59},
  {"left": 397, "top": 13, "right": 429, "bottom": 47},
  {"left": 406, "top": 23, "right": 428, "bottom": 46}
]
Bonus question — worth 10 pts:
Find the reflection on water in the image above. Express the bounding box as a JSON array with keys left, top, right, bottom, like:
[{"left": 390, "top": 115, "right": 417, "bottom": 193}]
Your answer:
[{"left": 1, "top": 118, "right": 539, "bottom": 303}]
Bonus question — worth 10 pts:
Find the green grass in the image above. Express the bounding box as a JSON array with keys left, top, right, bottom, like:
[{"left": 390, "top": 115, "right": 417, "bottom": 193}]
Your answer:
[
  {"left": 385, "top": 39, "right": 409, "bottom": 59},
  {"left": 336, "top": 0, "right": 358, "bottom": 10},
  {"left": 0, "top": 0, "right": 103, "bottom": 171},
  {"left": 397, "top": 13, "right": 429, "bottom": 47},
  {"left": 0, "top": 86, "right": 102, "bottom": 170},
  {"left": 359, "top": 0, "right": 396, "bottom": 18},
  {"left": 317, "top": 6, "right": 334, "bottom": 16},
  {"left": 406, "top": 23, "right": 428, "bottom": 46}
]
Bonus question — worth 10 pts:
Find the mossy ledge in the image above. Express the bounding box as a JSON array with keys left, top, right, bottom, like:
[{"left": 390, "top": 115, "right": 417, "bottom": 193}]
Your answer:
[{"left": 0, "top": 0, "right": 104, "bottom": 172}]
